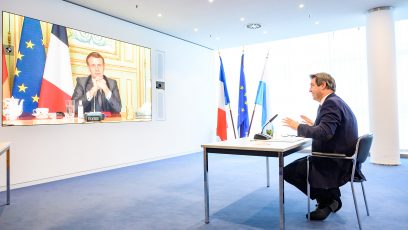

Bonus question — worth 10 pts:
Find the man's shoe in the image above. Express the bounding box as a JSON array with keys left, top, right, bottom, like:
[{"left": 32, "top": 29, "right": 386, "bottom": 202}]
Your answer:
[
  {"left": 307, "top": 206, "right": 332, "bottom": 221},
  {"left": 306, "top": 200, "right": 340, "bottom": 221},
  {"left": 332, "top": 198, "right": 342, "bottom": 212}
]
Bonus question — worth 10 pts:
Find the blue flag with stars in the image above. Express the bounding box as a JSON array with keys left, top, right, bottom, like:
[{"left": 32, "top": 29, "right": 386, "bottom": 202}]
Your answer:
[
  {"left": 237, "top": 53, "right": 249, "bottom": 137},
  {"left": 11, "top": 17, "right": 46, "bottom": 113}
]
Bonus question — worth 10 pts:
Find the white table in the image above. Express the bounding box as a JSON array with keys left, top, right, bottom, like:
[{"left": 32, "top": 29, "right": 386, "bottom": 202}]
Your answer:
[{"left": 202, "top": 137, "right": 311, "bottom": 230}]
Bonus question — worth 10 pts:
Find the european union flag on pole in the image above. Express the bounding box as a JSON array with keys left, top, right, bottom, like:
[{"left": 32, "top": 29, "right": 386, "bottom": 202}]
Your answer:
[
  {"left": 237, "top": 53, "right": 249, "bottom": 137},
  {"left": 11, "top": 17, "right": 46, "bottom": 113}
]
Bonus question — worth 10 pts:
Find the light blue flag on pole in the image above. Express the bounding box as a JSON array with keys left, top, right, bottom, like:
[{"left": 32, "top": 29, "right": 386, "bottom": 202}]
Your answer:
[
  {"left": 255, "top": 79, "right": 267, "bottom": 127},
  {"left": 254, "top": 51, "right": 271, "bottom": 129},
  {"left": 11, "top": 17, "right": 46, "bottom": 113},
  {"left": 237, "top": 53, "right": 249, "bottom": 137}
]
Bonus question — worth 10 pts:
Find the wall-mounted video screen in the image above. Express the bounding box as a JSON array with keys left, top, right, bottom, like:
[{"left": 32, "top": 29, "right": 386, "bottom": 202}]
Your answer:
[{"left": 2, "top": 11, "right": 152, "bottom": 126}]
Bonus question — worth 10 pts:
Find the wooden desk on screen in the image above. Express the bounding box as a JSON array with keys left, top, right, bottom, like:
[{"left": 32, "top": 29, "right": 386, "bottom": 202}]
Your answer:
[
  {"left": 0, "top": 142, "right": 11, "bottom": 205},
  {"left": 2, "top": 113, "right": 151, "bottom": 126},
  {"left": 202, "top": 137, "right": 311, "bottom": 230}
]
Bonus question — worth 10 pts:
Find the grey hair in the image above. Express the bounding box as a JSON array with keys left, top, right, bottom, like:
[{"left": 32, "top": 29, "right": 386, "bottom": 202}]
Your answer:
[{"left": 310, "top": 72, "right": 336, "bottom": 92}]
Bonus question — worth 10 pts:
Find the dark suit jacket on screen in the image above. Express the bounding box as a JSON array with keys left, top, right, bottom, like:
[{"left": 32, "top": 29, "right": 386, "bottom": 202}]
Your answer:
[
  {"left": 72, "top": 75, "right": 122, "bottom": 113},
  {"left": 297, "top": 93, "right": 359, "bottom": 189}
]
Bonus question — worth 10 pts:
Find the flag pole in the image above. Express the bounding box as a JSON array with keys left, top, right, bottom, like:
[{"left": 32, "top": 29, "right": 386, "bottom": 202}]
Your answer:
[
  {"left": 248, "top": 50, "right": 270, "bottom": 135},
  {"left": 248, "top": 104, "right": 257, "bottom": 135},
  {"left": 228, "top": 105, "right": 237, "bottom": 139}
]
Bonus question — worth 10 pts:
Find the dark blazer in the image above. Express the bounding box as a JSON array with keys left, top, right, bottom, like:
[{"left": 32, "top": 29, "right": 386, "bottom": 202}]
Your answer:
[
  {"left": 298, "top": 93, "right": 359, "bottom": 189},
  {"left": 72, "top": 75, "right": 122, "bottom": 113}
]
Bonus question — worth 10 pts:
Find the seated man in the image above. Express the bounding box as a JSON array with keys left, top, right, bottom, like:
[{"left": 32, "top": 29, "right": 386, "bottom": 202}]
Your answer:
[
  {"left": 282, "top": 72, "right": 358, "bottom": 221},
  {"left": 72, "top": 52, "right": 121, "bottom": 113}
]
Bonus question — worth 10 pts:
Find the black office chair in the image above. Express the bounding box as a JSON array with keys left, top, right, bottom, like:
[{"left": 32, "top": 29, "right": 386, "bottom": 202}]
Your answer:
[{"left": 306, "top": 133, "right": 373, "bottom": 230}]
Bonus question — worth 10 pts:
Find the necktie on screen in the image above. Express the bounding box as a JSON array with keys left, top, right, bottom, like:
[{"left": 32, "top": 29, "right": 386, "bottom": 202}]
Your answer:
[{"left": 96, "top": 90, "right": 103, "bottom": 111}]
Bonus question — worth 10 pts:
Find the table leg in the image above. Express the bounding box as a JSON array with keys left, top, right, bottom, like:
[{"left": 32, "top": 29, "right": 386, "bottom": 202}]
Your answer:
[
  {"left": 6, "top": 148, "right": 10, "bottom": 205},
  {"left": 203, "top": 148, "right": 209, "bottom": 223},
  {"left": 279, "top": 153, "right": 285, "bottom": 230},
  {"left": 266, "top": 157, "right": 270, "bottom": 187}
]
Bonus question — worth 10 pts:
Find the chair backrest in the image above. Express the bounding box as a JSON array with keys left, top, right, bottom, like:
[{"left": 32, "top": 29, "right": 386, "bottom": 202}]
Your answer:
[{"left": 355, "top": 133, "right": 373, "bottom": 164}]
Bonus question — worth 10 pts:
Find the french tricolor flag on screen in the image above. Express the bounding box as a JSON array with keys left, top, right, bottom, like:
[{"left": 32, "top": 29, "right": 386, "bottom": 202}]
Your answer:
[
  {"left": 39, "top": 24, "right": 73, "bottom": 112},
  {"left": 217, "top": 56, "right": 230, "bottom": 141}
]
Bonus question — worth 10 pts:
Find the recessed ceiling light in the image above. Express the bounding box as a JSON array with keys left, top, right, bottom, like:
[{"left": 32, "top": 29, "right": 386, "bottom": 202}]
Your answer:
[
  {"left": 194, "top": 28, "right": 199, "bottom": 32},
  {"left": 299, "top": 4, "right": 304, "bottom": 8},
  {"left": 157, "top": 13, "right": 162, "bottom": 17},
  {"left": 315, "top": 21, "right": 320, "bottom": 25},
  {"left": 246, "top": 23, "right": 262, "bottom": 29},
  {"left": 240, "top": 17, "right": 245, "bottom": 22},
  {"left": 209, "top": 0, "right": 214, "bottom": 3},
  {"left": 263, "top": 30, "right": 268, "bottom": 34}
]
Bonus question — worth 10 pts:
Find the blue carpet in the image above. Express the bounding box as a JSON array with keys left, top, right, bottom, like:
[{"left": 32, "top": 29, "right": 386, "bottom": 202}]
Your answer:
[{"left": 0, "top": 152, "right": 407, "bottom": 230}]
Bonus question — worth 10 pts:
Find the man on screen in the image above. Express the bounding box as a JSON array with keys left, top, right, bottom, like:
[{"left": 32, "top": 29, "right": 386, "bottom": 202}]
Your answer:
[{"left": 72, "top": 52, "right": 121, "bottom": 113}]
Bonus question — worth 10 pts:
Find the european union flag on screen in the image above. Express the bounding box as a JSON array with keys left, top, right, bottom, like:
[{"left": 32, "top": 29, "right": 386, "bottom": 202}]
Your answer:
[
  {"left": 237, "top": 54, "right": 249, "bottom": 138},
  {"left": 11, "top": 17, "right": 46, "bottom": 113}
]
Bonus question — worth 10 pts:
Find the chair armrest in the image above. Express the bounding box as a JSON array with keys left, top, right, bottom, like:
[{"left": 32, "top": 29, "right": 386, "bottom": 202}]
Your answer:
[{"left": 310, "top": 152, "right": 355, "bottom": 160}]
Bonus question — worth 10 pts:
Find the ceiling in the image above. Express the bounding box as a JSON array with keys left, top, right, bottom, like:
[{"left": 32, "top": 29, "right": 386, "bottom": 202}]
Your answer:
[{"left": 63, "top": 0, "right": 408, "bottom": 50}]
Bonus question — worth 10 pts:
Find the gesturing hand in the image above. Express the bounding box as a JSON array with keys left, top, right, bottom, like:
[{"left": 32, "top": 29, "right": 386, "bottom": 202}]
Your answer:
[
  {"left": 282, "top": 117, "right": 299, "bottom": 130},
  {"left": 300, "top": 115, "right": 314, "bottom": 126}
]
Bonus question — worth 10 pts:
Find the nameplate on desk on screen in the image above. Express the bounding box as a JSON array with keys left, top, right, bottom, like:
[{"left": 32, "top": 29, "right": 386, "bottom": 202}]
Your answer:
[{"left": 85, "top": 112, "right": 105, "bottom": 122}]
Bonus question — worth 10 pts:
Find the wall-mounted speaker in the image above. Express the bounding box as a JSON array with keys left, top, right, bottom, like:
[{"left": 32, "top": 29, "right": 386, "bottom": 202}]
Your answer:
[{"left": 153, "top": 50, "right": 166, "bottom": 121}]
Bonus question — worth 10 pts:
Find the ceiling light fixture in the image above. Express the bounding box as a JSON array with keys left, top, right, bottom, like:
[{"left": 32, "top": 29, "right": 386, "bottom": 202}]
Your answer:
[
  {"left": 315, "top": 21, "right": 320, "bottom": 25},
  {"left": 157, "top": 13, "right": 162, "bottom": 17},
  {"left": 240, "top": 17, "right": 245, "bottom": 22},
  {"left": 194, "top": 28, "right": 199, "bottom": 32},
  {"left": 299, "top": 4, "right": 304, "bottom": 8},
  {"left": 246, "top": 23, "right": 262, "bottom": 29},
  {"left": 209, "top": 0, "right": 214, "bottom": 3}
]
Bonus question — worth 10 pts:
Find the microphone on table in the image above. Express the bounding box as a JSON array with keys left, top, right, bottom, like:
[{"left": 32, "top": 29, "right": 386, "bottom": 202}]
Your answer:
[
  {"left": 253, "top": 114, "right": 278, "bottom": 140},
  {"left": 85, "top": 88, "right": 104, "bottom": 121}
]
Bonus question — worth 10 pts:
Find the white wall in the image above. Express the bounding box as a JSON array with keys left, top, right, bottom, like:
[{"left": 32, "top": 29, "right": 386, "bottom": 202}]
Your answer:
[
  {"left": 0, "top": 0, "right": 217, "bottom": 189},
  {"left": 219, "top": 28, "right": 370, "bottom": 139}
]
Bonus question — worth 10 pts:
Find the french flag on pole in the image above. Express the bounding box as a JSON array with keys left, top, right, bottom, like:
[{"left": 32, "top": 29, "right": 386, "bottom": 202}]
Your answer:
[
  {"left": 39, "top": 24, "right": 73, "bottom": 112},
  {"left": 217, "top": 56, "right": 230, "bottom": 141}
]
